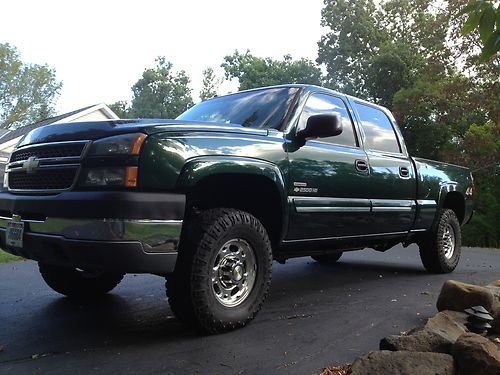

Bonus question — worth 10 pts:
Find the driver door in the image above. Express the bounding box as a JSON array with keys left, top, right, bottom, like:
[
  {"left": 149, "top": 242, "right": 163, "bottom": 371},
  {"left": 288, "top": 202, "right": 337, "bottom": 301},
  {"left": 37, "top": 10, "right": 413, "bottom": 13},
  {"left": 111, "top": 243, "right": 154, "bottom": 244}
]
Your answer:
[{"left": 286, "top": 93, "right": 372, "bottom": 240}]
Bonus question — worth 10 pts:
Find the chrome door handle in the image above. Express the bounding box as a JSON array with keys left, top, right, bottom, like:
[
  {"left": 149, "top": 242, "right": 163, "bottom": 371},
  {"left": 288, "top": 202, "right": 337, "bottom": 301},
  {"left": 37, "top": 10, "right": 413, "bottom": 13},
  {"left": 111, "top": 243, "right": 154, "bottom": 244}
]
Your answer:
[
  {"left": 399, "top": 166, "right": 410, "bottom": 178},
  {"left": 355, "top": 160, "right": 368, "bottom": 173}
]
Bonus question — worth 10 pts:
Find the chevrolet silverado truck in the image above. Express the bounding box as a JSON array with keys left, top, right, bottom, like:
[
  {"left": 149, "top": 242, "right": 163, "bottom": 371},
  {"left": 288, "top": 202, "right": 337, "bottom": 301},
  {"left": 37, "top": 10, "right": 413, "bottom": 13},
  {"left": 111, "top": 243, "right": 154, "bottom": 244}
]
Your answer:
[{"left": 0, "top": 85, "right": 473, "bottom": 333}]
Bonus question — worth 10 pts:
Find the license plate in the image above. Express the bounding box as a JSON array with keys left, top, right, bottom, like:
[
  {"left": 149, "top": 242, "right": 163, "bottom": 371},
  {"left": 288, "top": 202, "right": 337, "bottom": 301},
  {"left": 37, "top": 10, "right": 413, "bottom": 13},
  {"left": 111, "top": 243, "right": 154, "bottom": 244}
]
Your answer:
[{"left": 6, "top": 221, "right": 24, "bottom": 248}]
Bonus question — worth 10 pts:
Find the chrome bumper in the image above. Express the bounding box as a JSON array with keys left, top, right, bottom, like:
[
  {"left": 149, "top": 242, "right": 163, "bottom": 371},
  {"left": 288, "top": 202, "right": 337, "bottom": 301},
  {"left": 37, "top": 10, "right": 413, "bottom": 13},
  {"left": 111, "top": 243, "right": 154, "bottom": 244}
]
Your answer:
[
  {"left": 0, "top": 216, "right": 183, "bottom": 274},
  {"left": 0, "top": 216, "right": 182, "bottom": 253},
  {"left": 0, "top": 217, "right": 182, "bottom": 253}
]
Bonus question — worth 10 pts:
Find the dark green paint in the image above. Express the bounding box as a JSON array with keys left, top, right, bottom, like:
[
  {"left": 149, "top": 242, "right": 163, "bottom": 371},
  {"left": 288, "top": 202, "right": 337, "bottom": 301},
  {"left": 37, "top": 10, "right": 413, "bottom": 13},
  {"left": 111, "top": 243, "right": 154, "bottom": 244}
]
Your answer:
[{"left": 135, "top": 85, "right": 472, "bottom": 247}]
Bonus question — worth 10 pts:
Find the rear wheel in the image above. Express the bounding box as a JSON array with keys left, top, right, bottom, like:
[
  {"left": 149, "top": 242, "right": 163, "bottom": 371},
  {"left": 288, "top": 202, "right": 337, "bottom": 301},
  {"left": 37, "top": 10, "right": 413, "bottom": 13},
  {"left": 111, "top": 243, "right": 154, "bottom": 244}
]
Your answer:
[
  {"left": 38, "top": 263, "right": 124, "bottom": 298},
  {"left": 418, "top": 209, "right": 461, "bottom": 273},
  {"left": 311, "top": 252, "right": 343, "bottom": 263},
  {"left": 166, "top": 208, "right": 272, "bottom": 334}
]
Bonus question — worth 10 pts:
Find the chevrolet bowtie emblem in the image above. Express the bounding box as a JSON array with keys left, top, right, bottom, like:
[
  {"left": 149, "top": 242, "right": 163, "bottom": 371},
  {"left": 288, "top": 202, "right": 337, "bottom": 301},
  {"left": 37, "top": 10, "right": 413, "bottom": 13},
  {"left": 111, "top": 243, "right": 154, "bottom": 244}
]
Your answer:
[{"left": 23, "top": 156, "right": 40, "bottom": 174}]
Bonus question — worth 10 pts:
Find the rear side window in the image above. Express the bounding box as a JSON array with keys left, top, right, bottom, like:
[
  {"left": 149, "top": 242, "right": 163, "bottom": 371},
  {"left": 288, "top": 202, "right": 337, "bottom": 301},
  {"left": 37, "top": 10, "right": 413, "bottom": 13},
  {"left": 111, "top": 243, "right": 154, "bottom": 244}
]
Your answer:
[
  {"left": 354, "top": 102, "right": 401, "bottom": 153},
  {"left": 298, "top": 94, "right": 357, "bottom": 147}
]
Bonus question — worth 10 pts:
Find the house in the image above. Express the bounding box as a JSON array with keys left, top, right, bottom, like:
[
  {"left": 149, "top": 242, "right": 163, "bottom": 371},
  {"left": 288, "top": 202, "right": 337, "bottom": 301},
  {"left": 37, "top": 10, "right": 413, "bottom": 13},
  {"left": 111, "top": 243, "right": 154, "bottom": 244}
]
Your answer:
[{"left": 0, "top": 103, "right": 119, "bottom": 182}]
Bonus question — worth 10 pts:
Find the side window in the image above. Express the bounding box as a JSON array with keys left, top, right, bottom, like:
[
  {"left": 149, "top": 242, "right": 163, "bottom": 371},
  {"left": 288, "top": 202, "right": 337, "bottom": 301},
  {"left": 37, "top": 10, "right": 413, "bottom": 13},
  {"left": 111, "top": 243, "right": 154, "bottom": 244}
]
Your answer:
[
  {"left": 298, "top": 93, "right": 357, "bottom": 147},
  {"left": 354, "top": 102, "right": 401, "bottom": 153}
]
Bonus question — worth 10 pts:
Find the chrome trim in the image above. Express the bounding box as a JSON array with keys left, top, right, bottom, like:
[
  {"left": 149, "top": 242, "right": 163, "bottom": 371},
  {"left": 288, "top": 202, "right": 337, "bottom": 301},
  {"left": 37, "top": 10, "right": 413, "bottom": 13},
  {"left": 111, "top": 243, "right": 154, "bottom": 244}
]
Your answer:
[
  {"left": 283, "top": 231, "right": 408, "bottom": 243},
  {"left": 8, "top": 156, "right": 82, "bottom": 168},
  {"left": 372, "top": 206, "right": 413, "bottom": 212},
  {"left": 417, "top": 199, "right": 437, "bottom": 206},
  {"left": 0, "top": 216, "right": 183, "bottom": 253},
  {"left": 296, "top": 206, "right": 370, "bottom": 213},
  {"left": 7, "top": 163, "right": 81, "bottom": 172}
]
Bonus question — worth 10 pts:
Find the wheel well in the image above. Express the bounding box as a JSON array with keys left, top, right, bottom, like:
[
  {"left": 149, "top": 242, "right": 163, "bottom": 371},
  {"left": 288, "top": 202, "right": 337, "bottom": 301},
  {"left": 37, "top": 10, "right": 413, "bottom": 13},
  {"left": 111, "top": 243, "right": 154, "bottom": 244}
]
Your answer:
[
  {"left": 442, "top": 191, "right": 465, "bottom": 224},
  {"left": 186, "top": 174, "right": 284, "bottom": 247}
]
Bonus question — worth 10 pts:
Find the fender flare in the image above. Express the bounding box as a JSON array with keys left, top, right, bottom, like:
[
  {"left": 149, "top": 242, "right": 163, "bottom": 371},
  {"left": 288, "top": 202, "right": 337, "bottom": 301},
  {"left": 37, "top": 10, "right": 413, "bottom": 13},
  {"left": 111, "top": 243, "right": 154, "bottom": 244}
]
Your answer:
[{"left": 176, "top": 156, "right": 289, "bottom": 241}]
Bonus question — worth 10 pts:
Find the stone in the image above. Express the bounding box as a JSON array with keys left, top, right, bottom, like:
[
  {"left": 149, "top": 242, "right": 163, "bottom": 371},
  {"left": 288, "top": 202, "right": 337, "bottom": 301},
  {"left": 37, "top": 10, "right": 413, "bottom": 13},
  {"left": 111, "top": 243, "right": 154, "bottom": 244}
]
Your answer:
[
  {"left": 452, "top": 332, "right": 500, "bottom": 375},
  {"left": 349, "top": 351, "right": 456, "bottom": 375},
  {"left": 380, "top": 310, "right": 468, "bottom": 354},
  {"left": 437, "top": 280, "right": 495, "bottom": 312}
]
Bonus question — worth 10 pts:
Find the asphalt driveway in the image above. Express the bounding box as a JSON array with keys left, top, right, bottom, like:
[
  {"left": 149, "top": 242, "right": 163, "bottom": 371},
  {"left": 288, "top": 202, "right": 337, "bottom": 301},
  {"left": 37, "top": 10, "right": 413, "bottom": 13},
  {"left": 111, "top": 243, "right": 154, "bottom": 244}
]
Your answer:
[{"left": 0, "top": 245, "right": 498, "bottom": 374}]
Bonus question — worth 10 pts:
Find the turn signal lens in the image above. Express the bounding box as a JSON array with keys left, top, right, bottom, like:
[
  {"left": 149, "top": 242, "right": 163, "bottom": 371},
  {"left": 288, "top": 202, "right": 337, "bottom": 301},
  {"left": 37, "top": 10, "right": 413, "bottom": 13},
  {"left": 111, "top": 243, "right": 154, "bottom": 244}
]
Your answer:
[{"left": 125, "top": 167, "right": 138, "bottom": 187}]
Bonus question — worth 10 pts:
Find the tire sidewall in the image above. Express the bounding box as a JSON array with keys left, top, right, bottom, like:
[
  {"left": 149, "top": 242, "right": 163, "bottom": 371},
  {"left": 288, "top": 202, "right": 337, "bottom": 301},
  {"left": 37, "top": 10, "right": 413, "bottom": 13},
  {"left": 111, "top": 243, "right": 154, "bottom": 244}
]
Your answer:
[
  {"left": 435, "top": 209, "right": 461, "bottom": 272},
  {"left": 192, "top": 216, "right": 272, "bottom": 326}
]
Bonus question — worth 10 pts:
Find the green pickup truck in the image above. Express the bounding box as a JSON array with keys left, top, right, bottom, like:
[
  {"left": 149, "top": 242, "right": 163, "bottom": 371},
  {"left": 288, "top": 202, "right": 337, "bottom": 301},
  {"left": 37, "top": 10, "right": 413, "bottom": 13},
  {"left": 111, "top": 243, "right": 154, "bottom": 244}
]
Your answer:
[{"left": 0, "top": 85, "right": 473, "bottom": 333}]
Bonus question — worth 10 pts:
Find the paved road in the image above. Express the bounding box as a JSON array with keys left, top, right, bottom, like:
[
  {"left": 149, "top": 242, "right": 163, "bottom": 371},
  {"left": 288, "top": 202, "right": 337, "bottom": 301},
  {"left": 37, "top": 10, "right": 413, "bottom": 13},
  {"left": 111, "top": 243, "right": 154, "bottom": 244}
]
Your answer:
[{"left": 0, "top": 245, "right": 498, "bottom": 374}]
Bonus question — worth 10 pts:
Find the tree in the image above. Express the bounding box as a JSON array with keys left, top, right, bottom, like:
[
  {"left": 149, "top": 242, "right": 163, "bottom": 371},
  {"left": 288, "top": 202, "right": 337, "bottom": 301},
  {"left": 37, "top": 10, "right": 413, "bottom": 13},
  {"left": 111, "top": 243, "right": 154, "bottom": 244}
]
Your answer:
[
  {"left": 459, "top": 0, "right": 500, "bottom": 61},
  {"left": 130, "top": 57, "right": 193, "bottom": 119},
  {"left": 199, "top": 67, "right": 221, "bottom": 101},
  {"left": 0, "top": 43, "right": 62, "bottom": 129},
  {"left": 222, "top": 50, "right": 323, "bottom": 91},
  {"left": 108, "top": 100, "right": 130, "bottom": 118},
  {"left": 317, "top": 0, "right": 384, "bottom": 96}
]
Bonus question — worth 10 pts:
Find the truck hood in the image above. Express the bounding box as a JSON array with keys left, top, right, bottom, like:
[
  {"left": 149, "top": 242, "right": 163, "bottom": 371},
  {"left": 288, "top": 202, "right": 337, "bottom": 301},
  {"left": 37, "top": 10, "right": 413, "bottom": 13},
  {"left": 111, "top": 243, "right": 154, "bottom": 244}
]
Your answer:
[{"left": 17, "top": 119, "right": 269, "bottom": 148}]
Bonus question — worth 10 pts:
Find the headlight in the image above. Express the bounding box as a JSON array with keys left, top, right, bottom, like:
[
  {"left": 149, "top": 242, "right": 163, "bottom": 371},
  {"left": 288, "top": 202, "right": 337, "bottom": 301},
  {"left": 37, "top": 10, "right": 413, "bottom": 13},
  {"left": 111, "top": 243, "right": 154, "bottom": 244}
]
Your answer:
[
  {"left": 80, "top": 167, "right": 138, "bottom": 187},
  {"left": 87, "top": 133, "right": 146, "bottom": 156}
]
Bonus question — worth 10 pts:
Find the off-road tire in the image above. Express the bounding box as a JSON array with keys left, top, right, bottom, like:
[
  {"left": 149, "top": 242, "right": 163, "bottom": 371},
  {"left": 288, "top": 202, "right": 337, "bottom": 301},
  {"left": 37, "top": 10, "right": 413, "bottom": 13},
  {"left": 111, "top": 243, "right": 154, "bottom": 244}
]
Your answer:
[
  {"left": 38, "top": 263, "right": 124, "bottom": 298},
  {"left": 418, "top": 209, "right": 461, "bottom": 273},
  {"left": 166, "top": 208, "right": 272, "bottom": 334},
  {"left": 311, "top": 252, "right": 343, "bottom": 263}
]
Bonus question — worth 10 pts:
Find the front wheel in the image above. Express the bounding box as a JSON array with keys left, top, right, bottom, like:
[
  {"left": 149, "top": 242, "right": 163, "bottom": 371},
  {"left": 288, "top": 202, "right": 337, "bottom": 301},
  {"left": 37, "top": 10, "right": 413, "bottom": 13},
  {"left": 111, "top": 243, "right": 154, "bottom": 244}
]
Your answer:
[
  {"left": 166, "top": 208, "right": 272, "bottom": 333},
  {"left": 418, "top": 209, "right": 461, "bottom": 273},
  {"left": 38, "top": 263, "right": 124, "bottom": 298}
]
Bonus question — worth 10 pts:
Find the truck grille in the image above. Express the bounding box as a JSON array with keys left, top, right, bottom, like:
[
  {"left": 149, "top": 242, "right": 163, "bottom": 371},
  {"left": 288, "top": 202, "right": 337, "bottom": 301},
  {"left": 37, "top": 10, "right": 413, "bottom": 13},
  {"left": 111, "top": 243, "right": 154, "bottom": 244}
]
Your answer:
[
  {"left": 8, "top": 168, "right": 79, "bottom": 190},
  {"left": 10, "top": 142, "right": 86, "bottom": 163},
  {"left": 7, "top": 141, "right": 89, "bottom": 192}
]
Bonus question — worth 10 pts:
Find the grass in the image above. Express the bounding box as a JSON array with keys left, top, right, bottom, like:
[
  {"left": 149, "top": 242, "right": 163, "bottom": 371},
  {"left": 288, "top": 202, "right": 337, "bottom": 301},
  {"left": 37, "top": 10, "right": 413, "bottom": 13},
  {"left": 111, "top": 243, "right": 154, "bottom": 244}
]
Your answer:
[{"left": 0, "top": 249, "right": 23, "bottom": 264}]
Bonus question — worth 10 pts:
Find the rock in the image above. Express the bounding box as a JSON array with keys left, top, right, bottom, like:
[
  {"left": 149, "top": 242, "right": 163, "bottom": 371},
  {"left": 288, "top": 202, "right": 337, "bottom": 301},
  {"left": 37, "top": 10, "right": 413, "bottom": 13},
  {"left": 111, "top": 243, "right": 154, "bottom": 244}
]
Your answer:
[
  {"left": 452, "top": 332, "right": 500, "bottom": 375},
  {"left": 437, "top": 280, "right": 495, "bottom": 312},
  {"left": 349, "top": 351, "right": 456, "bottom": 375},
  {"left": 380, "top": 310, "right": 468, "bottom": 353},
  {"left": 485, "top": 280, "right": 500, "bottom": 334}
]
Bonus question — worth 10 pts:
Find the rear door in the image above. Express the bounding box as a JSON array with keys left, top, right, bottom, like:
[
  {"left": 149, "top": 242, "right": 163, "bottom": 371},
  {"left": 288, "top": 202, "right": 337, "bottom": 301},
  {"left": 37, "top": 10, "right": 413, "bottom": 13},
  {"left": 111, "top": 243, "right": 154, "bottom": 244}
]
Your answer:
[
  {"left": 349, "top": 100, "right": 416, "bottom": 234},
  {"left": 286, "top": 93, "right": 372, "bottom": 240}
]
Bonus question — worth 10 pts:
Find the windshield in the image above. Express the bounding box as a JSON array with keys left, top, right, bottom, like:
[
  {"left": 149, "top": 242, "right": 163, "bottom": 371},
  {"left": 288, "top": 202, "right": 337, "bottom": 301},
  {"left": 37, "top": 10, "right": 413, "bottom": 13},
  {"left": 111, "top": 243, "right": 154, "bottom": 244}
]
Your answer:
[{"left": 177, "top": 87, "right": 298, "bottom": 129}]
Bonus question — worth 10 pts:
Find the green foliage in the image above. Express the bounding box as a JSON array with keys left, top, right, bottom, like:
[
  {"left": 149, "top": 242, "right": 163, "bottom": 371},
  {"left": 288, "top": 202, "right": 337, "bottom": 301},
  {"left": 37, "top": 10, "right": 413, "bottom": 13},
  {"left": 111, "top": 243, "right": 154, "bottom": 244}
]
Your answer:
[
  {"left": 130, "top": 57, "right": 193, "bottom": 119},
  {"left": 0, "top": 43, "right": 62, "bottom": 129},
  {"left": 222, "top": 50, "right": 323, "bottom": 91},
  {"left": 200, "top": 67, "right": 220, "bottom": 101},
  {"left": 459, "top": 0, "right": 500, "bottom": 61},
  {"left": 0, "top": 249, "right": 22, "bottom": 263},
  {"left": 108, "top": 100, "right": 130, "bottom": 118}
]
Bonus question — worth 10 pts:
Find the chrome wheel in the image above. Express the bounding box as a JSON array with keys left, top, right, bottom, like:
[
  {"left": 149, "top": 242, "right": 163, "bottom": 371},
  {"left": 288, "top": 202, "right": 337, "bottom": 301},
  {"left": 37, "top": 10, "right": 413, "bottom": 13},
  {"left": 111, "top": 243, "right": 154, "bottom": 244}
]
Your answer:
[
  {"left": 442, "top": 223, "right": 456, "bottom": 259},
  {"left": 211, "top": 238, "right": 257, "bottom": 307}
]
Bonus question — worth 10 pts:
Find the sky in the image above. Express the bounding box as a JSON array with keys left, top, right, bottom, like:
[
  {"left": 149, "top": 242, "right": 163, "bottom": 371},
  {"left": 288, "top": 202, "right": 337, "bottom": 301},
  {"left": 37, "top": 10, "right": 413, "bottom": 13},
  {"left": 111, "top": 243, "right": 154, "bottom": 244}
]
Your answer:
[{"left": 1, "top": 0, "right": 325, "bottom": 114}]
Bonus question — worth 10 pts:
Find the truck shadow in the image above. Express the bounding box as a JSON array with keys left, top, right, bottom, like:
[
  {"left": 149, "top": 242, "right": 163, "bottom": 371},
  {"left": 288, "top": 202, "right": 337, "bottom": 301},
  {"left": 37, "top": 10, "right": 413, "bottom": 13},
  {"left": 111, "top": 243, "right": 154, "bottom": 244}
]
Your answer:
[{"left": 9, "top": 254, "right": 440, "bottom": 362}]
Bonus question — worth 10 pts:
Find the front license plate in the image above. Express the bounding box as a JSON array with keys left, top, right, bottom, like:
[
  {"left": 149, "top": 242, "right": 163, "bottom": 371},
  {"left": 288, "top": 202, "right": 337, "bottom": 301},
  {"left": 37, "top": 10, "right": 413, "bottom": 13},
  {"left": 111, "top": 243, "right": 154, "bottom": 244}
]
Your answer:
[{"left": 6, "top": 221, "right": 24, "bottom": 248}]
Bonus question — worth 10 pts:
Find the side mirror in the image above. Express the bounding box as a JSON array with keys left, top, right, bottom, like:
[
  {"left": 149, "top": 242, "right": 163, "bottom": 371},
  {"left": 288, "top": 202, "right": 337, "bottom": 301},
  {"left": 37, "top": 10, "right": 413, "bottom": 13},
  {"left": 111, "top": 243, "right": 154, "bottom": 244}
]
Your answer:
[{"left": 296, "top": 113, "right": 342, "bottom": 143}]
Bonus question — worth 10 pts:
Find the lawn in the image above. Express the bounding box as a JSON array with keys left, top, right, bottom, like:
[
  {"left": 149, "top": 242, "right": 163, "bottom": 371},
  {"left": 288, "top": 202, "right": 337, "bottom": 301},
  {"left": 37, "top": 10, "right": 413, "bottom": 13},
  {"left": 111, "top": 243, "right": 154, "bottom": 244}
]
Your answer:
[{"left": 0, "top": 249, "right": 23, "bottom": 263}]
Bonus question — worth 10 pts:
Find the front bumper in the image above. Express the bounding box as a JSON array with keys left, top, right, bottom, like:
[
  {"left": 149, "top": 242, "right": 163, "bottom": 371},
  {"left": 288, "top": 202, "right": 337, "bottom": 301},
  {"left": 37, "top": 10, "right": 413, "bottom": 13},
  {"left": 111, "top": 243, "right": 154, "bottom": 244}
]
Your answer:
[{"left": 0, "top": 191, "right": 185, "bottom": 274}]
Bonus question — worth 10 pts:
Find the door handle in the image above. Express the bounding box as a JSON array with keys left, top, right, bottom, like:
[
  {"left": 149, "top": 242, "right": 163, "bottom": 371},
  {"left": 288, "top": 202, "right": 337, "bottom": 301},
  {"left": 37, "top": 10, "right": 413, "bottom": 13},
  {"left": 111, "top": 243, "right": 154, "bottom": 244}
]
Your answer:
[
  {"left": 355, "top": 160, "right": 368, "bottom": 173},
  {"left": 399, "top": 166, "right": 410, "bottom": 178}
]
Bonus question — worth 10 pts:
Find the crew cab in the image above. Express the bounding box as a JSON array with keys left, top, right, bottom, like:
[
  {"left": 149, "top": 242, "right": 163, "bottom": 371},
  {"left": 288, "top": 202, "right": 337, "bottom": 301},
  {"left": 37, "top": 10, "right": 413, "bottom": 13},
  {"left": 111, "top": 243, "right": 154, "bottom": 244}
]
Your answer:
[{"left": 0, "top": 85, "right": 473, "bottom": 333}]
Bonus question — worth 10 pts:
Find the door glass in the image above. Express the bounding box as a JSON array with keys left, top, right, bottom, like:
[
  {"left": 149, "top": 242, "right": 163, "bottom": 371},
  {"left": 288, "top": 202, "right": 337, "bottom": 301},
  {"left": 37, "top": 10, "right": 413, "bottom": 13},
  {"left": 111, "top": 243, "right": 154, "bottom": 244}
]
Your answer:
[
  {"left": 298, "top": 94, "right": 357, "bottom": 147},
  {"left": 354, "top": 102, "right": 401, "bottom": 153}
]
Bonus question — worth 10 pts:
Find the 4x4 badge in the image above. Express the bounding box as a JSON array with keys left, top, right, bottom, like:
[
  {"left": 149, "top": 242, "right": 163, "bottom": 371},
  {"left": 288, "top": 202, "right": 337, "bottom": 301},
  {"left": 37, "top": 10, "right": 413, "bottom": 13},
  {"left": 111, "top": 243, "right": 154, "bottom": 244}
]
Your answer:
[{"left": 22, "top": 157, "right": 40, "bottom": 174}]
